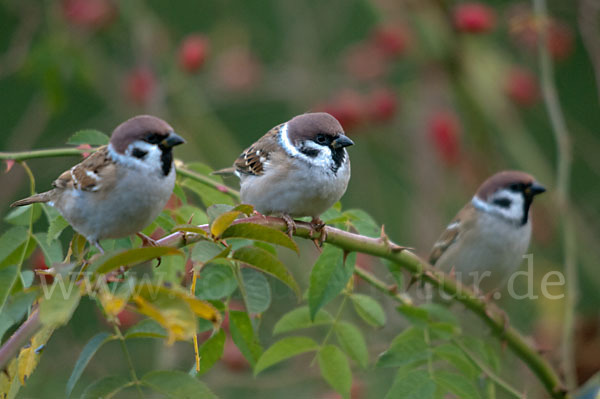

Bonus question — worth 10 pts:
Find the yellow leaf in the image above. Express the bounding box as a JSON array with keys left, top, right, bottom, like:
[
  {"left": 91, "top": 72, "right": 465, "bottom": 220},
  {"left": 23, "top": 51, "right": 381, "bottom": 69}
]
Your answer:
[
  {"left": 210, "top": 211, "right": 241, "bottom": 238},
  {"left": 0, "top": 358, "right": 17, "bottom": 397},
  {"left": 133, "top": 295, "right": 195, "bottom": 345},
  {"left": 17, "top": 326, "right": 54, "bottom": 385},
  {"left": 180, "top": 295, "right": 222, "bottom": 327}
]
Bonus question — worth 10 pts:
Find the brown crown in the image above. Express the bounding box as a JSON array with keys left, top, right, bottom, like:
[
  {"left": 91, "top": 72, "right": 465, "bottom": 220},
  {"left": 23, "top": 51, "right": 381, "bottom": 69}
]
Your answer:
[
  {"left": 476, "top": 170, "right": 536, "bottom": 199},
  {"left": 110, "top": 115, "right": 173, "bottom": 153},
  {"left": 287, "top": 112, "right": 345, "bottom": 143}
]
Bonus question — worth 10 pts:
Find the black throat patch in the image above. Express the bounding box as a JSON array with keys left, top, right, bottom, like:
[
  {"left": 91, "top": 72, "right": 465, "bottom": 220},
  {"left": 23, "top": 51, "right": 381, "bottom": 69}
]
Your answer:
[
  {"left": 330, "top": 148, "right": 345, "bottom": 174},
  {"left": 159, "top": 147, "right": 173, "bottom": 176}
]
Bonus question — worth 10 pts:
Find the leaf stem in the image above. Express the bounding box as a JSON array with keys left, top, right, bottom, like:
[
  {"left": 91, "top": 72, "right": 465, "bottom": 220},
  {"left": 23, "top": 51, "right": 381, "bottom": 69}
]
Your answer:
[
  {"left": 310, "top": 296, "right": 347, "bottom": 367},
  {"left": 113, "top": 324, "right": 144, "bottom": 399},
  {"left": 453, "top": 338, "right": 524, "bottom": 399}
]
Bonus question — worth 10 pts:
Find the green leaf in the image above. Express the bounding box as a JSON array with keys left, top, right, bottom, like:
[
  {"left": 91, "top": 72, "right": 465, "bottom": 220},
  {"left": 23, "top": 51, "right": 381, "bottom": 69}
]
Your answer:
[
  {"left": 67, "top": 129, "right": 109, "bottom": 146},
  {"left": 210, "top": 211, "right": 242, "bottom": 238},
  {"left": 344, "top": 209, "right": 379, "bottom": 237},
  {"left": 47, "top": 214, "right": 69, "bottom": 244},
  {"left": 350, "top": 294, "right": 386, "bottom": 327},
  {"left": 432, "top": 344, "right": 478, "bottom": 379},
  {"left": 222, "top": 223, "right": 298, "bottom": 253},
  {"left": 377, "top": 327, "right": 429, "bottom": 368},
  {"left": 233, "top": 246, "right": 300, "bottom": 298},
  {"left": 39, "top": 282, "right": 81, "bottom": 327},
  {"left": 240, "top": 268, "right": 271, "bottom": 314},
  {"left": 33, "top": 233, "right": 63, "bottom": 265},
  {"left": 141, "top": 370, "right": 217, "bottom": 399},
  {"left": 195, "top": 261, "right": 238, "bottom": 300},
  {"left": 198, "top": 329, "right": 226, "bottom": 374},
  {"left": 92, "top": 247, "right": 184, "bottom": 275},
  {"left": 273, "top": 306, "right": 333, "bottom": 335},
  {"left": 0, "top": 265, "right": 19, "bottom": 312},
  {"left": 229, "top": 310, "right": 262, "bottom": 367},
  {"left": 80, "top": 375, "right": 131, "bottom": 399},
  {"left": 318, "top": 345, "right": 352, "bottom": 399},
  {"left": 66, "top": 332, "right": 115, "bottom": 397},
  {"left": 335, "top": 322, "right": 368, "bottom": 369},
  {"left": 308, "top": 246, "right": 356, "bottom": 320},
  {"left": 385, "top": 369, "right": 436, "bottom": 399},
  {"left": 434, "top": 371, "right": 481, "bottom": 399},
  {"left": 172, "top": 224, "right": 208, "bottom": 236},
  {"left": 4, "top": 204, "right": 42, "bottom": 226},
  {"left": 255, "top": 336, "right": 319, "bottom": 375},
  {"left": 192, "top": 241, "right": 226, "bottom": 262},
  {"left": 0, "top": 226, "right": 28, "bottom": 267},
  {"left": 0, "top": 291, "right": 37, "bottom": 341},
  {"left": 124, "top": 319, "right": 167, "bottom": 340},
  {"left": 183, "top": 179, "right": 235, "bottom": 207}
]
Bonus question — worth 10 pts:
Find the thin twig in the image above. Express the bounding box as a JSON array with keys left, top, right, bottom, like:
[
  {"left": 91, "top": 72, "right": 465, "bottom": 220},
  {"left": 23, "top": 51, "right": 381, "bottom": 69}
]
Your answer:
[
  {"left": 578, "top": 0, "right": 600, "bottom": 104},
  {"left": 113, "top": 324, "right": 144, "bottom": 399},
  {"left": 453, "top": 338, "right": 525, "bottom": 398},
  {"left": 533, "top": 0, "right": 577, "bottom": 391}
]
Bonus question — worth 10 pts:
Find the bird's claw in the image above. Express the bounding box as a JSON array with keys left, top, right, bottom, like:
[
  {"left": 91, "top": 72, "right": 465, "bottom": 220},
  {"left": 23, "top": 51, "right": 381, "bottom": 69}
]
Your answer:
[
  {"left": 310, "top": 217, "right": 327, "bottom": 249},
  {"left": 281, "top": 214, "right": 297, "bottom": 238}
]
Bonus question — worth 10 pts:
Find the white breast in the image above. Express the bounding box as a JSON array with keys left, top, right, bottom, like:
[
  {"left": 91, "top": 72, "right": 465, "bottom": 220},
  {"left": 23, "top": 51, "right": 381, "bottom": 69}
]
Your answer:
[
  {"left": 240, "top": 153, "right": 351, "bottom": 218},
  {"left": 436, "top": 211, "right": 532, "bottom": 292}
]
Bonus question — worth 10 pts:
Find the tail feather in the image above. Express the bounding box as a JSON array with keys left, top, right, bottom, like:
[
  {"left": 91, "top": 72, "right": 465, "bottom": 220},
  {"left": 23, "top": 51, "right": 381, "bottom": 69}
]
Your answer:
[
  {"left": 10, "top": 192, "right": 53, "bottom": 207},
  {"left": 211, "top": 167, "right": 236, "bottom": 176}
]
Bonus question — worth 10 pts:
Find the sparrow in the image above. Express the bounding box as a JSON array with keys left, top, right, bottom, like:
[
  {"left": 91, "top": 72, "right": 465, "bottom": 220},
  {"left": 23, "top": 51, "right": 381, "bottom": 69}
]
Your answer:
[
  {"left": 217, "top": 112, "right": 354, "bottom": 234},
  {"left": 10, "top": 115, "right": 185, "bottom": 254},
  {"left": 426, "top": 171, "right": 546, "bottom": 295}
]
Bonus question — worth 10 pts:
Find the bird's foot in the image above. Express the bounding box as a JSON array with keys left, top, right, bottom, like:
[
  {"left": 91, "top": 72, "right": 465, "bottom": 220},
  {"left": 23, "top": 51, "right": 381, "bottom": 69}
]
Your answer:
[
  {"left": 281, "top": 214, "right": 297, "bottom": 238},
  {"left": 92, "top": 241, "right": 105, "bottom": 255},
  {"left": 309, "top": 217, "right": 327, "bottom": 250},
  {"left": 136, "top": 232, "right": 160, "bottom": 247}
]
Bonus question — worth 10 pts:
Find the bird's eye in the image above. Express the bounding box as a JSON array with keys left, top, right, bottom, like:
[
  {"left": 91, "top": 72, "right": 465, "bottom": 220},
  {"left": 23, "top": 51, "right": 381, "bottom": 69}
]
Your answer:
[
  {"left": 315, "top": 134, "right": 327, "bottom": 144},
  {"left": 132, "top": 148, "right": 148, "bottom": 159},
  {"left": 509, "top": 183, "right": 521, "bottom": 192}
]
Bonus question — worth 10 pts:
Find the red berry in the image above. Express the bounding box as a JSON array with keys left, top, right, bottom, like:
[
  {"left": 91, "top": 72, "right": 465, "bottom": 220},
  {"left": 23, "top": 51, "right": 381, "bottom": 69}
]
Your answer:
[
  {"left": 367, "top": 88, "right": 398, "bottom": 122},
  {"left": 343, "top": 42, "right": 387, "bottom": 81},
  {"left": 62, "top": 0, "right": 116, "bottom": 29},
  {"left": 547, "top": 21, "right": 574, "bottom": 61},
  {"left": 453, "top": 3, "right": 496, "bottom": 34},
  {"left": 116, "top": 309, "right": 140, "bottom": 330},
  {"left": 179, "top": 34, "right": 209, "bottom": 73},
  {"left": 428, "top": 110, "right": 461, "bottom": 166},
  {"left": 505, "top": 67, "right": 539, "bottom": 107},
  {"left": 372, "top": 25, "right": 409, "bottom": 57},
  {"left": 125, "top": 68, "right": 155, "bottom": 105}
]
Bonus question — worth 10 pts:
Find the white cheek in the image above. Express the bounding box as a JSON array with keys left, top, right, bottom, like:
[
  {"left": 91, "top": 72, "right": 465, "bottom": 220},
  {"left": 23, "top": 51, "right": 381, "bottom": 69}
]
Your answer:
[
  {"left": 108, "top": 141, "right": 164, "bottom": 175},
  {"left": 472, "top": 189, "right": 525, "bottom": 223}
]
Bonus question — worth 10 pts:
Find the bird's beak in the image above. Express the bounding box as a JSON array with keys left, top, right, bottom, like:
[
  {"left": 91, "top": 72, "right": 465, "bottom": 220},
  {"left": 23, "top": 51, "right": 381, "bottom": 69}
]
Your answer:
[
  {"left": 161, "top": 132, "right": 186, "bottom": 148},
  {"left": 526, "top": 182, "right": 546, "bottom": 197},
  {"left": 331, "top": 135, "right": 354, "bottom": 149}
]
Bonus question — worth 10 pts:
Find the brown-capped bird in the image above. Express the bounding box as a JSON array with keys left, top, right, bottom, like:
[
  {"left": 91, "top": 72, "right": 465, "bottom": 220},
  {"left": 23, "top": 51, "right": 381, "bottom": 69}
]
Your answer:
[
  {"left": 218, "top": 112, "right": 354, "bottom": 233},
  {"left": 428, "top": 171, "right": 546, "bottom": 293},
  {"left": 11, "top": 115, "right": 185, "bottom": 253}
]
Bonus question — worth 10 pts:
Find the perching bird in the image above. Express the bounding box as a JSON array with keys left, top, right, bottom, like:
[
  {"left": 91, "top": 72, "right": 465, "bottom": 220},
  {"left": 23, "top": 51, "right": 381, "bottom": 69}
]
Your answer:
[
  {"left": 427, "top": 171, "right": 546, "bottom": 295},
  {"left": 216, "top": 112, "right": 354, "bottom": 234},
  {"left": 11, "top": 115, "right": 185, "bottom": 253}
]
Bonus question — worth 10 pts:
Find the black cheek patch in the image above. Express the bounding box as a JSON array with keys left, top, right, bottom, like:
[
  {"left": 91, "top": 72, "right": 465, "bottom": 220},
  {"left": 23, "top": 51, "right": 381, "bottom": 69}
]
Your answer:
[
  {"left": 493, "top": 198, "right": 512, "bottom": 208},
  {"left": 132, "top": 148, "right": 148, "bottom": 159},
  {"left": 299, "top": 146, "right": 320, "bottom": 157}
]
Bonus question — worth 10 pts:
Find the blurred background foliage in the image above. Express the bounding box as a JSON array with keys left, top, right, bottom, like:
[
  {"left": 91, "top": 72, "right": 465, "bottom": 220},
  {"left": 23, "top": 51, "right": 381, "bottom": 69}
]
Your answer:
[{"left": 0, "top": 0, "right": 599, "bottom": 397}]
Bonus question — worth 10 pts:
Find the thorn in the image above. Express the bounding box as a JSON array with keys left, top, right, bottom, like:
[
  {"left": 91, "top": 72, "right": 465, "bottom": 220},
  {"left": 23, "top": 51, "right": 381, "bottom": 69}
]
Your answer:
[
  {"left": 342, "top": 250, "right": 350, "bottom": 264},
  {"left": 77, "top": 144, "right": 92, "bottom": 158},
  {"left": 4, "top": 160, "right": 14, "bottom": 173},
  {"left": 388, "top": 284, "right": 398, "bottom": 294},
  {"left": 379, "top": 224, "right": 387, "bottom": 239},
  {"left": 187, "top": 213, "right": 195, "bottom": 224}
]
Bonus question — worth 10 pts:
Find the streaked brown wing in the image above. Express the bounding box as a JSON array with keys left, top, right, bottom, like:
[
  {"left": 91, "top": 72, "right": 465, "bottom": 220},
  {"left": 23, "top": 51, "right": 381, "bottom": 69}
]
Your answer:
[
  {"left": 53, "top": 146, "right": 116, "bottom": 192},
  {"left": 428, "top": 202, "right": 475, "bottom": 266},
  {"left": 234, "top": 125, "right": 282, "bottom": 176}
]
